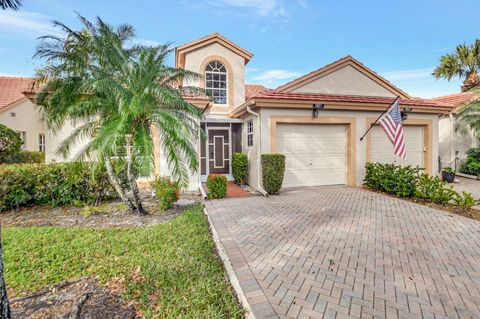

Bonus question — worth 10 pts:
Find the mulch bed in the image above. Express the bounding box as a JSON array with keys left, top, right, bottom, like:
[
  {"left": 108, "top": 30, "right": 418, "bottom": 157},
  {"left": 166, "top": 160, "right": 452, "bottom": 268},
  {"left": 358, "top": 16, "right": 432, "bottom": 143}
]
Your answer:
[
  {"left": 1, "top": 190, "right": 203, "bottom": 228},
  {"left": 362, "top": 186, "right": 480, "bottom": 221},
  {"left": 10, "top": 277, "right": 139, "bottom": 319}
]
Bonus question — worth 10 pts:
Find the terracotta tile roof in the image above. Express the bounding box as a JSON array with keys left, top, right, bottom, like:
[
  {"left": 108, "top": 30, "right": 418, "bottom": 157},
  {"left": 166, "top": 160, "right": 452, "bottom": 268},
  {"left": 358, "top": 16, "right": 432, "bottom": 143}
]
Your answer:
[
  {"left": 247, "top": 90, "right": 453, "bottom": 109},
  {"left": 0, "top": 76, "right": 35, "bottom": 111},
  {"left": 430, "top": 91, "right": 480, "bottom": 108},
  {"left": 245, "top": 84, "right": 268, "bottom": 100}
]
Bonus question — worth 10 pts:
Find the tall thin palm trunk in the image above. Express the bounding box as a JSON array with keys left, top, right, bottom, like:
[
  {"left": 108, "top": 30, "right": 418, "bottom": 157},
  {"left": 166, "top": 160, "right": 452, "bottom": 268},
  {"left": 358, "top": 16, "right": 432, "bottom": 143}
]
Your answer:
[{"left": 0, "top": 226, "right": 11, "bottom": 319}]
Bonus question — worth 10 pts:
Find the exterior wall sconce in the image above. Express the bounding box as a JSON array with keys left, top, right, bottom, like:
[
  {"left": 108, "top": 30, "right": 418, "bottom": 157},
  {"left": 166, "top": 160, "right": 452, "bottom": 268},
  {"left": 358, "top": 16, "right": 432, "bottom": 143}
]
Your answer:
[
  {"left": 312, "top": 104, "right": 324, "bottom": 118},
  {"left": 401, "top": 107, "right": 412, "bottom": 121},
  {"left": 10, "top": 112, "right": 16, "bottom": 117}
]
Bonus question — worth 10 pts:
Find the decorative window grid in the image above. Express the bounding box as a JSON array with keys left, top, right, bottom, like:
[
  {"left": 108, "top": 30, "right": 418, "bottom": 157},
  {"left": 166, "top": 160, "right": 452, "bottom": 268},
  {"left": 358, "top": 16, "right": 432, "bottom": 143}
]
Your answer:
[{"left": 205, "top": 60, "right": 227, "bottom": 104}]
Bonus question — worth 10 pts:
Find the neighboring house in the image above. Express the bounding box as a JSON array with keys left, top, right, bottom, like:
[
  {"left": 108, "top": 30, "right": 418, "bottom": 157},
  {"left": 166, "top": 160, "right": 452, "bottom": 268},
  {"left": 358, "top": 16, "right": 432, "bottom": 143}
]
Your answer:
[
  {"left": 0, "top": 76, "right": 45, "bottom": 152},
  {"left": 44, "top": 33, "right": 454, "bottom": 191},
  {"left": 433, "top": 92, "right": 480, "bottom": 169}
]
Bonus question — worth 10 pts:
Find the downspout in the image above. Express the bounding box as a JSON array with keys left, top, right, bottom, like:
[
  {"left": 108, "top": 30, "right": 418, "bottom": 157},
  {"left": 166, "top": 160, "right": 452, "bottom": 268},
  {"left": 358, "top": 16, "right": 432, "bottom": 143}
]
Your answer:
[{"left": 246, "top": 105, "right": 268, "bottom": 196}]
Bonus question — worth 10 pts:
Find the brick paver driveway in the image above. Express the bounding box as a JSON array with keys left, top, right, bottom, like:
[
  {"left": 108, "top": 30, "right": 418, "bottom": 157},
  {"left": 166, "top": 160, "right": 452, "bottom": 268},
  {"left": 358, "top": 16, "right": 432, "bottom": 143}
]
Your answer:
[{"left": 206, "top": 186, "right": 480, "bottom": 319}]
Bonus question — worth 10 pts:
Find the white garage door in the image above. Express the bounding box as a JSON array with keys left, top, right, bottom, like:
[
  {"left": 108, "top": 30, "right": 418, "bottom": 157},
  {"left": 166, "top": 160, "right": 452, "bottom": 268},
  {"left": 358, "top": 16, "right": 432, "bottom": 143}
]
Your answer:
[
  {"left": 370, "top": 125, "right": 424, "bottom": 167},
  {"left": 277, "top": 124, "right": 347, "bottom": 188}
]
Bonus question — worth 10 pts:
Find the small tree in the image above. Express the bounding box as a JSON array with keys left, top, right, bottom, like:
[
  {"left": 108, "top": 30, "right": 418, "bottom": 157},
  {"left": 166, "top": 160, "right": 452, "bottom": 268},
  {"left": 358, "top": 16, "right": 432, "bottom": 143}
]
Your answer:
[{"left": 0, "top": 124, "right": 22, "bottom": 164}]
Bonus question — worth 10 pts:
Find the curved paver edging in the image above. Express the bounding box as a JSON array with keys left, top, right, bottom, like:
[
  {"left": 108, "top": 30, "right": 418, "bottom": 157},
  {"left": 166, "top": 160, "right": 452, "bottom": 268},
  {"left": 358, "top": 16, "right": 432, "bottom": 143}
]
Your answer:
[{"left": 204, "top": 205, "right": 278, "bottom": 319}]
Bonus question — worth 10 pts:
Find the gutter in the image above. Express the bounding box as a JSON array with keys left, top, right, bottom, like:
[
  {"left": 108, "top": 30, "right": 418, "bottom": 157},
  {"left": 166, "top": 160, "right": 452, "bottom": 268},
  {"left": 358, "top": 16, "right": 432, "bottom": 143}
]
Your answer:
[{"left": 246, "top": 106, "right": 268, "bottom": 197}]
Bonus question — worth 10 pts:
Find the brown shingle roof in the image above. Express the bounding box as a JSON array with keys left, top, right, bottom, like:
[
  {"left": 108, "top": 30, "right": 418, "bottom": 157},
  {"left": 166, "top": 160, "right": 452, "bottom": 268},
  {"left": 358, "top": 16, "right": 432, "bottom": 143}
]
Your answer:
[{"left": 0, "top": 76, "right": 34, "bottom": 111}]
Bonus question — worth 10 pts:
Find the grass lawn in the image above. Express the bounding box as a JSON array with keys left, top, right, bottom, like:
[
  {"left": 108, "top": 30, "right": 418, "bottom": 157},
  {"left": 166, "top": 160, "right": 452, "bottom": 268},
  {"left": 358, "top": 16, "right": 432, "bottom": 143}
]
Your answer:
[{"left": 3, "top": 204, "right": 244, "bottom": 318}]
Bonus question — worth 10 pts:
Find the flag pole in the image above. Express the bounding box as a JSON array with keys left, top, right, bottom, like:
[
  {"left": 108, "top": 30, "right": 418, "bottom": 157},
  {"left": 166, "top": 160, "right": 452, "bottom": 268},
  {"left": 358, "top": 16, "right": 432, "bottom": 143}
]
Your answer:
[{"left": 359, "top": 96, "right": 400, "bottom": 141}]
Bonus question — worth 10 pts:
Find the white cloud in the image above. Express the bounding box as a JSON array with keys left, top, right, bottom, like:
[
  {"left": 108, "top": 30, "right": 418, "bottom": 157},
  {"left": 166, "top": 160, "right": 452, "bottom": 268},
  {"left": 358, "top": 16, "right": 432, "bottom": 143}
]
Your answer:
[
  {"left": 380, "top": 68, "right": 434, "bottom": 81},
  {"left": 252, "top": 69, "right": 302, "bottom": 81},
  {"left": 131, "top": 38, "right": 161, "bottom": 47},
  {"left": 0, "top": 11, "right": 60, "bottom": 37},
  {"left": 206, "top": 0, "right": 286, "bottom": 17}
]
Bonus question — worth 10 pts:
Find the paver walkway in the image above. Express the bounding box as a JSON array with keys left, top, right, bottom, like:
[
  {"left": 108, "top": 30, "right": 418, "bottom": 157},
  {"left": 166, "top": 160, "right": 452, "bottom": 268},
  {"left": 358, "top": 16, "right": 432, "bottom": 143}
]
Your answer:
[{"left": 206, "top": 186, "right": 480, "bottom": 319}]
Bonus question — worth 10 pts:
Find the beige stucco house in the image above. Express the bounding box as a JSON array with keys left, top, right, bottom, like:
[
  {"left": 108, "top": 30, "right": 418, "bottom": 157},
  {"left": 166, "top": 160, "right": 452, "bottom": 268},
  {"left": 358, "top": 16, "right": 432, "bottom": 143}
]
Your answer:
[
  {"left": 43, "top": 33, "right": 454, "bottom": 192},
  {"left": 433, "top": 92, "right": 479, "bottom": 169},
  {"left": 0, "top": 77, "right": 45, "bottom": 152}
]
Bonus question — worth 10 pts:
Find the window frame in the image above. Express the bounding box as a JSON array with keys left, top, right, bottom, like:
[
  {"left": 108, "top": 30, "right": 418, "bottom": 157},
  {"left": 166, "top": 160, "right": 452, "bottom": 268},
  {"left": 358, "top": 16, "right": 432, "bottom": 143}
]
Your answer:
[
  {"left": 38, "top": 133, "right": 46, "bottom": 152},
  {"left": 205, "top": 60, "right": 228, "bottom": 105},
  {"left": 16, "top": 131, "right": 26, "bottom": 150},
  {"left": 247, "top": 120, "right": 254, "bottom": 147}
]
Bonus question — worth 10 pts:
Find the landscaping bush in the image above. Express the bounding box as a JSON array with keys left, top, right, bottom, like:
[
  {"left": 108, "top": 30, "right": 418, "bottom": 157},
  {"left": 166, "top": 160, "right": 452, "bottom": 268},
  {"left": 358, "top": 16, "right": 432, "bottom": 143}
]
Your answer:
[
  {"left": 261, "top": 154, "right": 285, "bottom": 195},
  {"left": 0, "top": 123, "right": 22, "bottom": 163},
  {"left": 363, "top": 162, "right": 422, "bottom": 197},
  {"left": 460, "top": 147, "right": 480, "bottom": 176},
  {"left": 0, "top": 162, "right": 118, "bottom": 211},
  {"left": 206, "top": 174, "right": 227, "bottom": 199},
  {"left": 8, "top": 150, "right": 45, "bottom": 164},
  {"left": 232, "top": 152, "right": 248, "bottom": 185},
  {"left": 150, "top": 176, "right": 180, "bottom": 210},
  {"left": 364, "top": 162, "right": 479, "bottom": 210}
]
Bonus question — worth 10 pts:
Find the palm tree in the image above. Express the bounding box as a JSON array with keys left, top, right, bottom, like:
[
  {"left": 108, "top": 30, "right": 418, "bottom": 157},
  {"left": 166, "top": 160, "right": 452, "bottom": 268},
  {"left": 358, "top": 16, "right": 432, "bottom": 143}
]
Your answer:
[
  {"left": 433, "top": 39, "right": 480, "bottom": 91},
  {"left": 456, "top": 89, "right": 480, "bottom": 138},
  {"left": 34, "top": 14, "right": 204, "bottom": 215},
  {"left": 0, "top": 0, "right": 21, "bottom": 10}
]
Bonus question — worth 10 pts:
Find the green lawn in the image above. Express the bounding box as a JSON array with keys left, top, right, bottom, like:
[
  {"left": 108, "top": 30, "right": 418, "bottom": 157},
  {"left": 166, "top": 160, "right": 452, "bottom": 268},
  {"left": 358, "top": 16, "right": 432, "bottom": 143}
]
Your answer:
[{"left": 3, "top": 204, "right": 244, "bottom": 318}]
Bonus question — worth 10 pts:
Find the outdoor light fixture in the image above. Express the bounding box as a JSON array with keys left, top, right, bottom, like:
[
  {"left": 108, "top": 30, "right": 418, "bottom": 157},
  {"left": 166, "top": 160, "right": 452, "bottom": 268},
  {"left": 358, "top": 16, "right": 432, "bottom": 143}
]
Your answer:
[
  {"left": 401, "top": 107, "right": 412, "bottom": 121},
  {"left": 312, "top": 103, "right": 324, "bottom": 118}
]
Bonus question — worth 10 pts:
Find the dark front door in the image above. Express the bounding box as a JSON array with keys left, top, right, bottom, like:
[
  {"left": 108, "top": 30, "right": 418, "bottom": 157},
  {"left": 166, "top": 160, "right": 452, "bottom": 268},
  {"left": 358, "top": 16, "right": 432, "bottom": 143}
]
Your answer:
[{"left": 208, "top": 129, "right": 230, "bottom": 174}]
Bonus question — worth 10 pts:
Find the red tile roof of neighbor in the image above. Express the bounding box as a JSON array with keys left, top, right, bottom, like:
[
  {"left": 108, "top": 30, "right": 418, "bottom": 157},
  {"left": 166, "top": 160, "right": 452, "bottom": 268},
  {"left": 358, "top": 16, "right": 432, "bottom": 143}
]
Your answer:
[
  {"left": 0, "top": 76, "right": 35, "bottom": 111},
  {"left": 430, "top": 91, "right": 480, "bottom": 108},
  {"left": 245, "top": 84, "right": 268, "bottom": 100}
]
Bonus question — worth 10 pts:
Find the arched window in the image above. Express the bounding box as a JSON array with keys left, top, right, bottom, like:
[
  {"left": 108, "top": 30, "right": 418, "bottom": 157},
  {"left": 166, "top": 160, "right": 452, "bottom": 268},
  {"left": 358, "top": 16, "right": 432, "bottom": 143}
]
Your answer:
[{"left": 205, "top": 60, "right": 227, "bottom": 104}]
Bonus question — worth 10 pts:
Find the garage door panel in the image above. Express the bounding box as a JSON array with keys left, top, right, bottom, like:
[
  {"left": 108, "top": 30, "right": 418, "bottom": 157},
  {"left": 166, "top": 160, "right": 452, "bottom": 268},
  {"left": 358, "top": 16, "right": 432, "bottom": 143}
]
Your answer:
[
  {"left": 277, "top": 124, "right": 347, "bottom": 188},
  {"left": 370, "top": 125, "right": 424, "bottom": 167}
]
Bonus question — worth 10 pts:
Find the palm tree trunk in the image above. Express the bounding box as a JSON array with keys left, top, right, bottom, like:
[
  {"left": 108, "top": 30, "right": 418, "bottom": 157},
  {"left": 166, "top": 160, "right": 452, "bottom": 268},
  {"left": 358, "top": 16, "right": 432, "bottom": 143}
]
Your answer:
[
  {"left": 0, "top": 226, "right": 11, "bottom": 319},
  {"left": 125, "top": 153, "right": 147, "bottom": 215},
  {"left": 104, "top": 158, "right": 137, "bottom": 214}
]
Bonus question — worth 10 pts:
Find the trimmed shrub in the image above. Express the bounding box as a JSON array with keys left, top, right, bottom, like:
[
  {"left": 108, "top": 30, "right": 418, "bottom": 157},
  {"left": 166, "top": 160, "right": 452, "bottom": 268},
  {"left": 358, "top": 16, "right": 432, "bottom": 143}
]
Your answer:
[
  {"left": 363, "top": 162, "right": 422, "bottom": 197},
  {"left": 364, "top": 162, "right": 479, "bottom": 209},
  {"left": 460, "top": 147, "right": 480, "bottom": 176},
  {"left": 9, "top": 151, "right": 45, "bottom": 164},
  {"left": 232, "top": 152, "right": 248, "bottom": 185},
  {"left": 0, "top": 162, "right": 117, "bottom": 211},
  {"left": 206, "top": 174, "right": 227, "bottom": 199},
  {"left": 0, "top": 124, "right": 22, "bottom": 163},
  {"left": 261, "top": 154, "right": 285, "bottom": 195},
  {"left": 150, "top": 176, "right": 180, "bottom": 211}
]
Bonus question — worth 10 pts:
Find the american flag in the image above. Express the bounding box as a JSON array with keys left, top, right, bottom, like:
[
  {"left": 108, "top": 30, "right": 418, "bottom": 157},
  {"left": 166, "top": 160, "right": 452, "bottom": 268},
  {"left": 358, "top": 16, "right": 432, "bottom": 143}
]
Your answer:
[{"left": 378, "top": 97, "right": 406, "bottom": 159}]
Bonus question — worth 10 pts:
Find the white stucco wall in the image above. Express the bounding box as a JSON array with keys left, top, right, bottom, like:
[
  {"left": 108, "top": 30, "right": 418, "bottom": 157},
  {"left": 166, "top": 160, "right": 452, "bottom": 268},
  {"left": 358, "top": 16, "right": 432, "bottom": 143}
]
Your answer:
[
  {"left": 183, "top": 42, "right": 246, "bottom": 113},
  {"left": 250, "top": 107, "right": 439, "bottom": 187},
  {"left": 0, "top": 99, "right": 45, "bottom": 151},
  {"left": 439, "top": 116, "right": 478, "bottom": 169},
  {"left": 291, "top": 65, "right": 397, "bottom": 98}
]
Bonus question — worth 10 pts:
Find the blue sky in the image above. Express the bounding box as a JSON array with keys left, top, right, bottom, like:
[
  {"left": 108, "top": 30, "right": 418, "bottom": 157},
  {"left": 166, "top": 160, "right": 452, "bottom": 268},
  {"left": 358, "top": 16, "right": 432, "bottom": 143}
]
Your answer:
[{"left": 1, "top": 0, "right": 479, "bottom": 97}]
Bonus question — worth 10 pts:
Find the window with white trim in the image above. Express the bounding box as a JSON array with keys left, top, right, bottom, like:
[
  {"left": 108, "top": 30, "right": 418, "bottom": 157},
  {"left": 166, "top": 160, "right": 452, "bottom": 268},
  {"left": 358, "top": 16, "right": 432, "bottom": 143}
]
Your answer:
[
  {"left": 16, "top": 131, "right": 26, "bottom": 149},
  {"left": 38, "top": 133, "right": 45, "bottom": 152},
  {"left": 205, "top": 60, "right": 227, "bottom": 104},
  {"left": 247, "top": 120, "right": 253, "bottom": 147}
]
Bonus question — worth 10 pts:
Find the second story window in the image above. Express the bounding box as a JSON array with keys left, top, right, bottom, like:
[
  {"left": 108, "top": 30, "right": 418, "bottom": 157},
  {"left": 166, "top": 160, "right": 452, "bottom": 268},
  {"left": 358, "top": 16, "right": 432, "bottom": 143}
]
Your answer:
[{"left": 205, "top": 60, "right": 227, "bottom": 105}]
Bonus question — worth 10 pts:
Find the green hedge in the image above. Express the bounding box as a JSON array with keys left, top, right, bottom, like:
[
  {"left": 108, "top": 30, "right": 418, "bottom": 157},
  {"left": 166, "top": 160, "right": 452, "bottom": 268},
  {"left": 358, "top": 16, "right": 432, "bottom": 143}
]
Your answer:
[
  {"left": 150, "top": 176, "right": 180, "bottom": 211},
  {"left": 8, "top": 151, "right": 45, "bottom": 164},
  {"left": 460, "top": 147, "right": 480, "bottom": 176},
  {"left": 261, "top": 154, "right": 285, "bottom": 195},
  {"left": 232, "top": 153, "right": 248, "bottom": 185},
  {"left": 0, "top": 162, "right": 118, "bottom": 211},
  {"left": 206, "top": 174, "right": 227, "bottom": 199},
  {"left": 364, "top": 162, "right": 478, "bottom": 211}
]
